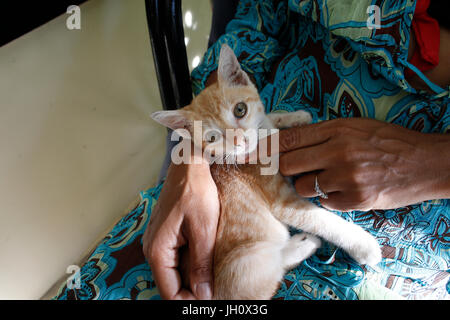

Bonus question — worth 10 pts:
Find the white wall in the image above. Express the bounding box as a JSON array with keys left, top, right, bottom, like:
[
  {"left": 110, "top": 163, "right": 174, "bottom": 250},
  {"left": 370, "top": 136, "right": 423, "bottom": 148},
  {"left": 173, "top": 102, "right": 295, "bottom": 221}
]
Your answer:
[{"left": 0, "top": 0, "right": 169, "bottom": 299}]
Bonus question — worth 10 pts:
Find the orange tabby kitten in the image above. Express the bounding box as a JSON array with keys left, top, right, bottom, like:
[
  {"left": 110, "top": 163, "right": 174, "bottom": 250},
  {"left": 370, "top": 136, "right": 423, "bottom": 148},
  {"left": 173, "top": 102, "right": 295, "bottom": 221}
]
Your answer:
[{"left": 151, "top": 45, "right": 381, "bottom": 299}]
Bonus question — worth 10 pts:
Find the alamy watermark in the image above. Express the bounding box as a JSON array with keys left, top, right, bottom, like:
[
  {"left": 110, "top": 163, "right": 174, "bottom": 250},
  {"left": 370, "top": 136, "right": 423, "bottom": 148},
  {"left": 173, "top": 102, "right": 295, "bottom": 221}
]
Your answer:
[
  {"left": 66, "top": 5, "right": 81, "bottom": 30},
  {"left": 66, "top": 264, "right": 81, "bottom": 290},
  {"left": 367, "top": 5, "right": 381, "bottom": 30}
]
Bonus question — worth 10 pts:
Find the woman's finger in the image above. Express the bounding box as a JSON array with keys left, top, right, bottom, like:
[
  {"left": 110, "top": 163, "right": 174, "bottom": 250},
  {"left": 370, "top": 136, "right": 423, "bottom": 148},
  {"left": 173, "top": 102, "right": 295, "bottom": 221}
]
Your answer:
[
  {"left": 319, "top": 191, "right": 368, "bottom": 212},
  {"left": 252, "top": 121, "right": 333, "bottom": 160},
  {"left": 279, "top": 122, "right": 334, "bottom": 152},
  {"left": 146, "top": 214, "right": 192, "bottom": 300},
  {"left": 183, "top": 212, "right": 218, "bottom": 300},
  {"left": 150, "top": 258, "right": 196, "bottom": 300},
  {"left": 294, "top": 170, "right": 342, "bottom": 198},
  {"left": 148, "top": 239, "right": 188, "bottom": 299},
  {"left": 279, "top": 142, "right": 333, "bottom": 176},
  {"left": 318, "top": 192, "right": 347, "bottom": 211}
]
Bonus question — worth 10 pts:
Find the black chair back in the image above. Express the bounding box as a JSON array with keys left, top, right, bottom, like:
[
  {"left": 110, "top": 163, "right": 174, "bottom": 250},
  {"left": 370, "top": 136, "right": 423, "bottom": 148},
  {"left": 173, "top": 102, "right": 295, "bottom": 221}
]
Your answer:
[{"left": 145, "top": 0, "right": 193, "bottom": 111}]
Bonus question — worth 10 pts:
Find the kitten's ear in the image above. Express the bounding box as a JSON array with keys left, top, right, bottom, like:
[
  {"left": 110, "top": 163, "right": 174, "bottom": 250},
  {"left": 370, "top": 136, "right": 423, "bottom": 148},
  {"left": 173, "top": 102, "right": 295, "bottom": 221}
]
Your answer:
[
  {"left": 151, "top": 110, "right": 191, "bottom": 132},
  {"left": 218, "top": 44, "right": 251, "bottom": 87}
]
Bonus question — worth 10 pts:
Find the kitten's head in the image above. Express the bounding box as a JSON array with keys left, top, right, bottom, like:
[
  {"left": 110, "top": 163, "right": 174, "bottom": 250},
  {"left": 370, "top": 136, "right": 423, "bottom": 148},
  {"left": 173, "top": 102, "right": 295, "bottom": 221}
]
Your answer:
[{"left": 151, "top": 44, "right": 268, "bottom": 162}]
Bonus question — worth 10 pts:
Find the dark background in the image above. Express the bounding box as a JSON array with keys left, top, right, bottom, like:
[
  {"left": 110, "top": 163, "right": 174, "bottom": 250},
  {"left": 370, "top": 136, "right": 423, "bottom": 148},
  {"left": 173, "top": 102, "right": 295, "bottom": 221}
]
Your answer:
[
  {"left": 427, "top": 0, "right": 450, "bottom": 30},
  {"left": 0, "top": 1, "right": 88, "bottom": 47}
]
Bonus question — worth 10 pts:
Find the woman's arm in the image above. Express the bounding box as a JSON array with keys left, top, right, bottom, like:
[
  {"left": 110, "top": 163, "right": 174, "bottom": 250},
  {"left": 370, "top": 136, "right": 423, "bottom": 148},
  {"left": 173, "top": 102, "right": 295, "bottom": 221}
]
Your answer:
[
  {"left": 142, "top": 155, "right": 220, "bottom": 299},
  {"left": 277, "top": 118, "right": 450, "bottom": 211}
]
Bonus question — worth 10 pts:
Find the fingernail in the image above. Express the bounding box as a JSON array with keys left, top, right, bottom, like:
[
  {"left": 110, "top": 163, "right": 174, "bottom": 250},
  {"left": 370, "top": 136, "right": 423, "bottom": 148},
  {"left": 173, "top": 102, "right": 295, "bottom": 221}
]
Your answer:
[{"left": 195, "top": 282, "right": 212, "bottom": 300}]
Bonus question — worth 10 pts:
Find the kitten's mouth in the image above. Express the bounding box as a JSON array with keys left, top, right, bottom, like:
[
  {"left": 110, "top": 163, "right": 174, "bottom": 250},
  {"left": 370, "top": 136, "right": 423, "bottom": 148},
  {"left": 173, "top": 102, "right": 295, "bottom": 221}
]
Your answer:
[{"left": 206, "top": 147, "right": 256, "bottom": 165}]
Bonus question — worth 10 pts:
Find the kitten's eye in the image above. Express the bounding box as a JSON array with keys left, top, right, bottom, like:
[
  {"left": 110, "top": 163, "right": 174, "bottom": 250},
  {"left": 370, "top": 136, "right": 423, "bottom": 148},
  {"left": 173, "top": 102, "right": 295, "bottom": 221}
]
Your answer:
[
  {"left": 205, "top": 130, "right": 221, "bottom": 143},
  {"left": 233, "top": 102, "right": 247, "bottom": 119}
]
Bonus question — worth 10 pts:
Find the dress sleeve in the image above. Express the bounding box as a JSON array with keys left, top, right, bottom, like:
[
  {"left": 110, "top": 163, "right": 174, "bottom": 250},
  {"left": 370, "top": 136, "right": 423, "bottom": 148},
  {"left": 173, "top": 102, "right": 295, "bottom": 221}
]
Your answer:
[{"left": 191, "top": 0, "right": 289, "bottom": 95}]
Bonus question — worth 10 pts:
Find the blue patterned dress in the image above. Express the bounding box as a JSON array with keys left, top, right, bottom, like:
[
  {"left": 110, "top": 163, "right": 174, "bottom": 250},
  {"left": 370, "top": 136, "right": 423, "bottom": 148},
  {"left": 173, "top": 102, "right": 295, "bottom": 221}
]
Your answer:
[
  {"left": 191, "top": 0, "right": 450, "bottom": 299},
  {"left": 54, "top": 0, "right": 449, "bottom": 300}
]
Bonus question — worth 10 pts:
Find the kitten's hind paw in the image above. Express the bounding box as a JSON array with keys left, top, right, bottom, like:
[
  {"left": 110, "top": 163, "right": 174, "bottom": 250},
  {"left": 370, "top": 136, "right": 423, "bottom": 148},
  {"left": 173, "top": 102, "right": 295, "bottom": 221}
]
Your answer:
[{"left": 351, "top": 235, "right": 382, "bottom": 266}]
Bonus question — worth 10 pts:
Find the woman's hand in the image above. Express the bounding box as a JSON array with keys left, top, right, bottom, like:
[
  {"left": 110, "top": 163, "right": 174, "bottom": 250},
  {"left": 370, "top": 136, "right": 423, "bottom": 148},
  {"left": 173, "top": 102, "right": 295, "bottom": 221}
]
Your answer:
[
  {"left": 142, "top": 156, "right": 219, "bottom": 300},
  {"left": 278, "top": 118, "right": 450, "bottom": 211}
]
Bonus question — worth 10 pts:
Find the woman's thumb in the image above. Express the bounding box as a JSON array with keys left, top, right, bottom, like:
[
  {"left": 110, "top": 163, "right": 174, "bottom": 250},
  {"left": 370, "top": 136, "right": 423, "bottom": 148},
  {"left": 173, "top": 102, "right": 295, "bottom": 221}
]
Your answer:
[{"left": 185, "top": 219, "right": 216, "bottom": 299}]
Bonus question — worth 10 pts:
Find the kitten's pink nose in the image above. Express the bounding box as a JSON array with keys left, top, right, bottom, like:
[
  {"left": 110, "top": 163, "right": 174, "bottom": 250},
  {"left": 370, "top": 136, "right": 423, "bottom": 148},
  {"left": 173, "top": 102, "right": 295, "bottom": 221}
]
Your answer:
[
  {"left": 229, "top": 130, "right": 247, "bottom": 148},
  {"left": 234, "top": 136, "right": 247, "bottom": 147}
]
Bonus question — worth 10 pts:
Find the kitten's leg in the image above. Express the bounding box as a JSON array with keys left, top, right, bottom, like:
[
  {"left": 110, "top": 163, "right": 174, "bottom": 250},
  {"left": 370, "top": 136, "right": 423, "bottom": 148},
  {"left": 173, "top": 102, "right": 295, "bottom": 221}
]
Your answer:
[
  {"left": 214, "top": 241, "right": 287, "bottom": 300},
  {"left": 271, "top": 185, "right": 381, "bottom": 266},
  {"left": 268, "top": 110, "right": 312, "bottom": 129},
  {"left": 282, "top": 233, "right": 322, "bottom": 270}
]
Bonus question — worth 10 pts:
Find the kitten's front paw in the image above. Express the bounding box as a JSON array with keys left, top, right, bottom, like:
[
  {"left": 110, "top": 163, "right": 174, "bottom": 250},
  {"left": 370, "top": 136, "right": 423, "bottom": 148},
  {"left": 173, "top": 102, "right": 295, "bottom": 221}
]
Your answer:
[
  {"left": 351, "top": 234, "right": 382, "bottom": 266},
  {"left": 286, "top": 110, "right": 312, "bottom": 127},
  {"left": 269, "top": 110, "right": 312, "bottom": 129}
]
